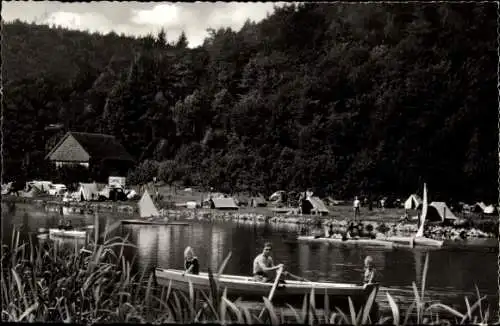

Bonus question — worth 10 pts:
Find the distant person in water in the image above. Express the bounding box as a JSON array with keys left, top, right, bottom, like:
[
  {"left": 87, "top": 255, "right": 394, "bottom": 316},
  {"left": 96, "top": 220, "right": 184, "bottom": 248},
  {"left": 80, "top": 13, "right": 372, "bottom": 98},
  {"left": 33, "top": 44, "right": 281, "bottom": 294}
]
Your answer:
[
  {"left": 363, "top": 256, "right": 376, "bottom": 284},
  {"left": 253, "top": 242, "right": 285, "bottom": 283},
  {"left": 183, "top": 246, "right": 199, "bottom": 275},
  {"left": 353, "top": 196, "right": 361, "bottom": 221}
]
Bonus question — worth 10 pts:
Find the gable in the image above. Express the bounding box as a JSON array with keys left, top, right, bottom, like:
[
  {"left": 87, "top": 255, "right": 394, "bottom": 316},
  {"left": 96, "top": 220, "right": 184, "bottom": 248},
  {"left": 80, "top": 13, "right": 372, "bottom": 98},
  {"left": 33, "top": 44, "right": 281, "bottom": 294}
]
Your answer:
[
  {"left": 45, "top": 132, "right": 134, "bottom": 163},
  {"left": 46, "top": 134, "right": 90, "bottom": 162}
]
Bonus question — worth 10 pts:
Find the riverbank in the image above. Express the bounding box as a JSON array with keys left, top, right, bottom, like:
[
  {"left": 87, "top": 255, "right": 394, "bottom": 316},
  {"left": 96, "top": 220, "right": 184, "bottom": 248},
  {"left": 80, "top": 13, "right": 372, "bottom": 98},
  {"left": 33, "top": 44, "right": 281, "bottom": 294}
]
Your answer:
[
  {"left": 3, "top": 195, "right": 498, "bottom": 240},
  {"left": 2, "top": 229, "right": 496, "bottom": 324}
]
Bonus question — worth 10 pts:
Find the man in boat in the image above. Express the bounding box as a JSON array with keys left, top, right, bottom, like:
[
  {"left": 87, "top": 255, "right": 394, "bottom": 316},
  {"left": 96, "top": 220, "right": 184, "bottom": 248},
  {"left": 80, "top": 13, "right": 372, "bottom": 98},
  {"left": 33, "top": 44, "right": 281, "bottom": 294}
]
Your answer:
[{"left": 253, "top": 242, "right": 285, "bottom": 283}]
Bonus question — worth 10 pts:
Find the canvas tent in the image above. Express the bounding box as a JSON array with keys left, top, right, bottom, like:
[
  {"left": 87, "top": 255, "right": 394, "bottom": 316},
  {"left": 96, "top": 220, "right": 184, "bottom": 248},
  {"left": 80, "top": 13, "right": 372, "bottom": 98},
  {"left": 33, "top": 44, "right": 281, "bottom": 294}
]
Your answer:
[
  {"left": 210, "top": 197, "right": 239, "bottom": 210},
  {"left": 473, "top": 202, "right": 497, "bottom": 215},
  {"left": 138, "top": 190, "right": 160, "bottom": 218},
  {"left": 301, "top": 196, "right": 329, "bottom": 216},
  {"left": 76, "top": 183, "right": 99, "bottom": 201},
  {"left": 404, "top": 194, "right": 422, "bottom": 210},
  {"left": 250, "top": 195, "right": 267, "bottom": 207},
  {"left": 424, "top": 202, "right": 458, "bottom": 222}
]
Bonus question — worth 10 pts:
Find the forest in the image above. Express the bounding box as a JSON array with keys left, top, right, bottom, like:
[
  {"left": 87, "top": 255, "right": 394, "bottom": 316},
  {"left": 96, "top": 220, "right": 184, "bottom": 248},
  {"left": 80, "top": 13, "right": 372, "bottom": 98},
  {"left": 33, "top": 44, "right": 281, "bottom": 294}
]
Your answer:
[{"left": 2, "top": 2, "right": 497, "bottom": 202}]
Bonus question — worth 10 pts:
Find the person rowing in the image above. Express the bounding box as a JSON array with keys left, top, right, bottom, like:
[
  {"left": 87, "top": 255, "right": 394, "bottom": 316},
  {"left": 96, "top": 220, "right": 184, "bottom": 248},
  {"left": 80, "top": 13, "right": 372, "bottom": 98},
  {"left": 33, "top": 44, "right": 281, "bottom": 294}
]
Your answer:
[{"left": 253, "top": 242, "right": 285, "bottom": 283}]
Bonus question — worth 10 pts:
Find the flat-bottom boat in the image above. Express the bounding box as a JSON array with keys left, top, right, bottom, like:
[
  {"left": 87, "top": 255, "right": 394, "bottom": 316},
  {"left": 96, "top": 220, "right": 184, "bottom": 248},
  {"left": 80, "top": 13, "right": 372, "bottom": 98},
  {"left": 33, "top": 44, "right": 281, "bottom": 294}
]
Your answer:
[
  {"left": 383, "top": 235, "right": 444, "bottom": 248},
  {"left": 155, "top": 268, "right": 379, "bottom": 311},
  {"left": 297, "top": 235, "right": 394, "bottom": 248},
  {"left": 121, "top": 219, "right": 189, "bottom": 226},
  {"left": 48, "top": 228, "right": 87, "bottom": 239}
]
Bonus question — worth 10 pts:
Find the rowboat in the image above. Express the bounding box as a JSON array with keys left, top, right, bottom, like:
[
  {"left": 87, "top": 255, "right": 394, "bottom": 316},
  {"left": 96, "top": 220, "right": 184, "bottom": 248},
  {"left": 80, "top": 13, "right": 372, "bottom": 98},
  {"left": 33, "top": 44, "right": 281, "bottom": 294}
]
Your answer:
[
  {"left": 121, "top": 219, "right": 189, "bottom": 226},
  {"left": 297, "top": 235, "right": 394, "bottom": 248},
  {"left": 48, "top": 228, "right": 87, "bottom": 239},
  {"left": 155, "top": 268, "right": 379, "bottom": 310}
]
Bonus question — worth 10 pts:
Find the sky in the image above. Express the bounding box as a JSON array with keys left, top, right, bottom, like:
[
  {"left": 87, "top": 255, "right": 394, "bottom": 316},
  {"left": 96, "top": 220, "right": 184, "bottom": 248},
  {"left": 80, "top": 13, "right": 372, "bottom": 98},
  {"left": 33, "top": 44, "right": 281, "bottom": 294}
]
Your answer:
[{"left": 2, "top": 1, "right": 288, "bottom": 48}]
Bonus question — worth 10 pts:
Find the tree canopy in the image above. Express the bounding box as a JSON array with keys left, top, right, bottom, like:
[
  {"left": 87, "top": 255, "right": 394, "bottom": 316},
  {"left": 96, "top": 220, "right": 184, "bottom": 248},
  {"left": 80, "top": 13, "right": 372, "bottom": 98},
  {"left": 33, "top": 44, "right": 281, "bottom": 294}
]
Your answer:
[{"left": 3, "top": 3, "right": 497, "bottom": 202}]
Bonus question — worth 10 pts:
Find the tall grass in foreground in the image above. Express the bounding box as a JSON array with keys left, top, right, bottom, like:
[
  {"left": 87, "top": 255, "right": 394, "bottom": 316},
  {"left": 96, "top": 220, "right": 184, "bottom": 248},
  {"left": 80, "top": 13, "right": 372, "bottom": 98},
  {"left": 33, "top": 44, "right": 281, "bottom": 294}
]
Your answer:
[{"left": 1, "top": 227, "right": 497, "bottom": 325}]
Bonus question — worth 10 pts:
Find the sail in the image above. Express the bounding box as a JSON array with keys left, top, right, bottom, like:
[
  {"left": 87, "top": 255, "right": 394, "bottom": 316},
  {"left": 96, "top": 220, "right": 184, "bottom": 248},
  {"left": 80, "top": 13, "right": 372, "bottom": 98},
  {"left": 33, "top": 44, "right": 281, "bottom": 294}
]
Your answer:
[
  {"left": 415, "top": 183, "right": 427, "bottom": 237},
  {"left": 138, "top": 190, "right": 161, "bottom": 218}
]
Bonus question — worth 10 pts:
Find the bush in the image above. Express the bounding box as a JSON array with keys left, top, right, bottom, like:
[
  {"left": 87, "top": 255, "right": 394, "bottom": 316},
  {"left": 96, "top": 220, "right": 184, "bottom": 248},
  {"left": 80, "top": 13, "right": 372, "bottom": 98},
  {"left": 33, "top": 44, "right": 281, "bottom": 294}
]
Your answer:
[{"left": 127, "top": 160, "right": 160, "bottom": 185}]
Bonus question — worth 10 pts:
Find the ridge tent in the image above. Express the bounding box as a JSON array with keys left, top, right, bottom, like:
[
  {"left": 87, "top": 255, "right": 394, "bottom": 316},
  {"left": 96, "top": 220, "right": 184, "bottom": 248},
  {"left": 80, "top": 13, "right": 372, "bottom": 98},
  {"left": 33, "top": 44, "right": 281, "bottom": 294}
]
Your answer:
[
  {"left": 76, "top": 183, "right": 99, "bottom": 201},
  {"left": 404, "top": 194, "right": 422, "bottom": 210},
  {"left": 210, "top": 197, "right": 239, "bottom": 210},
  {"left": 425, "top": 202, "right": 458, "bottom": 222},
  {"left": 138, "top": 190, "right": 161, "bottom": 218}
]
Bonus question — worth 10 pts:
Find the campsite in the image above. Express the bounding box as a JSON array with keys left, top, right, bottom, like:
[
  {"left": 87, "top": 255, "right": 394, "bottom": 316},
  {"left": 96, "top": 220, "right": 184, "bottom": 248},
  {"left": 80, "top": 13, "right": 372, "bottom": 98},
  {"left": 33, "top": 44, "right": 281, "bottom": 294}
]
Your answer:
[{"left": 1, "top": 1, "right": 498, "bottom": 325}]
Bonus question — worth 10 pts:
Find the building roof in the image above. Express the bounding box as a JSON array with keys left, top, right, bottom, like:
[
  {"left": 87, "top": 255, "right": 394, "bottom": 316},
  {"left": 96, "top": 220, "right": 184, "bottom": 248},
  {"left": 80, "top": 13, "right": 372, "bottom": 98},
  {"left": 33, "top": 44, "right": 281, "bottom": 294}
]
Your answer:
[{"left": 45, "top": 132, "right": 134, "bottom": 162}]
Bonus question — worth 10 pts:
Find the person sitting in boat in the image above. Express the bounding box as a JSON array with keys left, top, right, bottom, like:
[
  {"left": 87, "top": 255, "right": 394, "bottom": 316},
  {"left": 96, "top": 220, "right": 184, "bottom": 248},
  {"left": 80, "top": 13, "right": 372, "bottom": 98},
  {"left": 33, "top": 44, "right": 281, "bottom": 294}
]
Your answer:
[
  {"left": 253, "top": 242, "right": 285, "bottom": 283},
  {"left": 58, "top": 219, "right": 65, "bottom": 230},
  {"left": 182, "top": 246, "right": 199, "bottom": 275},
  {"left": 64, "top": 220, "right": 74, "bottom": 230},
  {"left": 362, "top": 256, "right": 376, "bottom": 284}
]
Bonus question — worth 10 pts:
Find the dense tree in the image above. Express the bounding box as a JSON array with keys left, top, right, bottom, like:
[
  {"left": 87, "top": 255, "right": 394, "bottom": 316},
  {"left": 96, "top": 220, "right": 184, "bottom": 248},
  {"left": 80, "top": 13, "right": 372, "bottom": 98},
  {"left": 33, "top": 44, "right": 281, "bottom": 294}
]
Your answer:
[{"left": 2, "top": 3, "right": 497, "bottom": 202}]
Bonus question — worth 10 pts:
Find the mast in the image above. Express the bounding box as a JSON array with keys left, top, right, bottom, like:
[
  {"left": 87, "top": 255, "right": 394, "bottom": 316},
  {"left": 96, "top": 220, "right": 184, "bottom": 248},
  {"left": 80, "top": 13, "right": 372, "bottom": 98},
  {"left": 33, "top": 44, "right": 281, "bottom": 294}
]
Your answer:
[{"left": 415, "top": 183, "right": 427, "bottom": 237}]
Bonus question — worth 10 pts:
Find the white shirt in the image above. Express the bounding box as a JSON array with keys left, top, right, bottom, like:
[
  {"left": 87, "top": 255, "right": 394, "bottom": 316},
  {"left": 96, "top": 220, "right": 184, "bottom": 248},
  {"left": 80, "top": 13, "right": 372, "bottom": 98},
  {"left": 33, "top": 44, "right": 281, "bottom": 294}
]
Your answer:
[{"left": 354, "top": 199, "right": 360, "bottom": 208}]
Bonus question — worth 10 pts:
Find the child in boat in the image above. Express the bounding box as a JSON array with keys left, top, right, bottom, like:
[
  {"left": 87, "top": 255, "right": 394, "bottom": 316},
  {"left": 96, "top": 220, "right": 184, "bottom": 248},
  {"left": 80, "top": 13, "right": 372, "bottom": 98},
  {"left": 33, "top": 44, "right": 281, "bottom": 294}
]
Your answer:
[
  {"left": 64, "top": 220, "right": 74, "bottom": 230},
  {"left": 362, "top": 256, "right": 376, "bottom": 284},
  {"left": 183, "top": 246, "right": 199, "bottom": 275}
]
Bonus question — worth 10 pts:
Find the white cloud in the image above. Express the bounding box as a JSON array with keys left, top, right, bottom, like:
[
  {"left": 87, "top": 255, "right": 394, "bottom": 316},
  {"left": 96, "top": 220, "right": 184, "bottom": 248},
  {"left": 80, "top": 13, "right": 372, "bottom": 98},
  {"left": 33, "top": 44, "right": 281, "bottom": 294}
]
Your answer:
[
  {"left": 130, "top": 4, "right": 182, "bottom": 27},
  {"left": 45, "top": 11, "right": 115, "bottom": 34}
]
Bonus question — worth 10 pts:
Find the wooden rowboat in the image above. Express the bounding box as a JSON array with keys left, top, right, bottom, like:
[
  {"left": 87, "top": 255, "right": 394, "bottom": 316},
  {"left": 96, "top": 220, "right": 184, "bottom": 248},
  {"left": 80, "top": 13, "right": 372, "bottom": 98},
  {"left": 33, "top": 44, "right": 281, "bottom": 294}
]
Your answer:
[
  {"left": 297, "top": 235, "right": 394, "bottom": 248},
  {"left": 155, "top": 268, "right": 379, "bottom": 310},
  {"left": 121, "top": 219, "right": 189, "bottom": 226},
  {"left": 48, "top": 228, "right": 87, "bottom": 239}
]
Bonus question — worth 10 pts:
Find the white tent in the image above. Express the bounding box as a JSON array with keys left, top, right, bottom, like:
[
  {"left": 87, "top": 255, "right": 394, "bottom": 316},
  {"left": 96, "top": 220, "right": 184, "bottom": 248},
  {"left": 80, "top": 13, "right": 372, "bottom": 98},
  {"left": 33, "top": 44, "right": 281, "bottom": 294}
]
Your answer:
[
  {"left": 138, "top": 190, "right": 161, "bottom": 218},
  {"left": 76, "top": 183, "right": 99, "bottom": 201},
  {"left": 428, "top": 202, "right": 458, "bottom": 221},
  {"left": 404, "top": 194, "right": 422, "bottom": 210}
]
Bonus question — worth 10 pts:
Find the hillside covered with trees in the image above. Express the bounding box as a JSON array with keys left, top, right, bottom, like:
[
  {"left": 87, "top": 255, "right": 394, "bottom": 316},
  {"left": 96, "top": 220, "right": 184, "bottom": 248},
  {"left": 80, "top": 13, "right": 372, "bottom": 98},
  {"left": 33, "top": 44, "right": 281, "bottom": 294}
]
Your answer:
[{"left": 3, "top": 3, "right": 497, "bottom": 202}]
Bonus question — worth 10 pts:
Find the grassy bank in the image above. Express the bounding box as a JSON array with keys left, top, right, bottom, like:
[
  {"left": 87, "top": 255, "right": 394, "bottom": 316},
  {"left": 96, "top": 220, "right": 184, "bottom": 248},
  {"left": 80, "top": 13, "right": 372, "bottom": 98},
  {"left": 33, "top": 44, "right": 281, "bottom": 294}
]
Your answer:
[{"left": 1, "top": 226, "right": 496, "bottom": 325}]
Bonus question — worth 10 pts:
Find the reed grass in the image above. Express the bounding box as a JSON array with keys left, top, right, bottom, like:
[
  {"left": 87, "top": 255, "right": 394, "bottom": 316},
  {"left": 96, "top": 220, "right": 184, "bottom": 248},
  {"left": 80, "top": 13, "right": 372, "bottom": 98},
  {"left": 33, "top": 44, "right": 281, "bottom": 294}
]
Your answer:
[{"left": 1, "top": 227, "right": 497, "bottom": 324}]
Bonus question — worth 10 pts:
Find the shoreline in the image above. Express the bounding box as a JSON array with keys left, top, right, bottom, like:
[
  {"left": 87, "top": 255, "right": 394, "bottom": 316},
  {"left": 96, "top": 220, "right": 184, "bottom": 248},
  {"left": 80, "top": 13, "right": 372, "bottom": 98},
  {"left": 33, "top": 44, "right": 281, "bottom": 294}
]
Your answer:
[{"left": 3, "top": 195, "right": 498, "bottom": 240}]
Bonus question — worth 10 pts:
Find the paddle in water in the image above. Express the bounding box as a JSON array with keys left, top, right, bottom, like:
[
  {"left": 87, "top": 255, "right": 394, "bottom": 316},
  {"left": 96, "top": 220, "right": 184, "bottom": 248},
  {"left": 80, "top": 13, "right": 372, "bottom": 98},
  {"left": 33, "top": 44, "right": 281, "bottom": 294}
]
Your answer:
[{"left": 258, "top": 265, "right": 284, "bottom": 319}]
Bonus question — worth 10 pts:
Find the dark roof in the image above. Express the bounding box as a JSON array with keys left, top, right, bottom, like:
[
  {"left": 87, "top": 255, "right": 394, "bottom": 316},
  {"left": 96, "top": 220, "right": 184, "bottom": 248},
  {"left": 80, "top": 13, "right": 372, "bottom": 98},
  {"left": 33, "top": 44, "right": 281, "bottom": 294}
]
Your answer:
[{"left": 46, "top": 132, "right": 134, "bottom": 162}]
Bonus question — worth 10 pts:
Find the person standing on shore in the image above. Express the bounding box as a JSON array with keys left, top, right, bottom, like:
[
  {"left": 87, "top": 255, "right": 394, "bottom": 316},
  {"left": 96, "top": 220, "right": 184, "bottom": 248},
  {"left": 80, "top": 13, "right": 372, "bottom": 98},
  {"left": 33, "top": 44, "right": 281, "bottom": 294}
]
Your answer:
[{"left": 353, "top": 196, "right": 361, "bottom": 221}]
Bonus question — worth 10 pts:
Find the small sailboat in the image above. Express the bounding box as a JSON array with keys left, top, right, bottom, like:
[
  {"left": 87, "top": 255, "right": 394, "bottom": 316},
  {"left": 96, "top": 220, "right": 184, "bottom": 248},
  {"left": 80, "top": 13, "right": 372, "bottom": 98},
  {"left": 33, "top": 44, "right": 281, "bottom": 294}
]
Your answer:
[
  {"left": 385, "top": 183, "right": 443, "bottom": 248},
  {"left": 121, "top": 190, "right": 188, "bottom": 226}
]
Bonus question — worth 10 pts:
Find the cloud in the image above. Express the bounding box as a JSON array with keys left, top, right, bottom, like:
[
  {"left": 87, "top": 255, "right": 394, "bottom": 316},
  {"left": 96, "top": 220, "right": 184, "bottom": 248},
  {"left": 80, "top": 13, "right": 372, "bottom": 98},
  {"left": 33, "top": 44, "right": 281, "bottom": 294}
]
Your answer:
[
  {"left": 130, "top": 4, "right": 182, "bottom": 27},
  {"left": 2, "top": 2, "right": 289, "bottom": 48}
]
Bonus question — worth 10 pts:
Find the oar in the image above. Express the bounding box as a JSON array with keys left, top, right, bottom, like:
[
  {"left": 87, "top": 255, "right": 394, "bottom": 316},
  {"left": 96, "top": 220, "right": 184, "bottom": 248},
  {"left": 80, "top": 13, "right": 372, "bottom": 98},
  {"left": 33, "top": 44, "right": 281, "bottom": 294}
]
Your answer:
[
  {"left": 258, "top": 265, "right": 284, "bottom": 319},
  {"left": 285, "top": 272, "right": 311, "bottom": 282}
]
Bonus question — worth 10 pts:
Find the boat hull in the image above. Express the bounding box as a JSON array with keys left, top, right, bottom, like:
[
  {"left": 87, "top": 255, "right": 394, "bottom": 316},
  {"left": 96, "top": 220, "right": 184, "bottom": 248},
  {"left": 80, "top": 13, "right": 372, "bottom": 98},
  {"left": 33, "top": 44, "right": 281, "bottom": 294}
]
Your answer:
[
  {"left": 121, "top": 219, "right": 189, "bottom": 226},
  {"left": 384, "top": 236, "right": 443, "bottom": 248},
  {"left": 155, "top": 268, "right": 378, "bottom": 310},
  {"left": 297, "top": 236, "right": 394, "bottom": 248},
  {"left": 48, "top": 228, "right": 87, "bottom": 239}
]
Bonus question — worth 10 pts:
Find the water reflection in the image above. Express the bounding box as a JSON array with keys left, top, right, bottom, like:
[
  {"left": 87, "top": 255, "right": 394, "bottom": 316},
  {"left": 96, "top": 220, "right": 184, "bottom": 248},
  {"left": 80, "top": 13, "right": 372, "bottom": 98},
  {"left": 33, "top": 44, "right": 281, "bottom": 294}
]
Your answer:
[{"left": 2, "top": 204, "right": 498, "bottom": 314}]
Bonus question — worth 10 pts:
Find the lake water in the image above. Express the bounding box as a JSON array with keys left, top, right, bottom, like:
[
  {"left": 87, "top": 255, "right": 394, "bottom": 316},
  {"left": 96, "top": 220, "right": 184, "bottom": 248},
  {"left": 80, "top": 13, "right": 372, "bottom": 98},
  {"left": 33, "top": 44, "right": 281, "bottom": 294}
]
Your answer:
[{"left": 2, "top": 202, "right": 498, "bottom": 316}]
